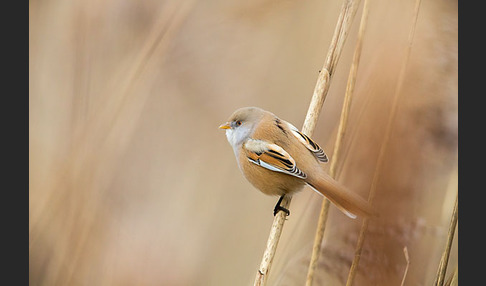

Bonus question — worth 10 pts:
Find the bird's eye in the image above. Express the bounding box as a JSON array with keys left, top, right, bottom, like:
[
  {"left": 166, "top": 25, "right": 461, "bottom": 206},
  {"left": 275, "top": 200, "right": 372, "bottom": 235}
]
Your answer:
[{"left": 235, "top": 120, "right": 242, "bottom": 126}]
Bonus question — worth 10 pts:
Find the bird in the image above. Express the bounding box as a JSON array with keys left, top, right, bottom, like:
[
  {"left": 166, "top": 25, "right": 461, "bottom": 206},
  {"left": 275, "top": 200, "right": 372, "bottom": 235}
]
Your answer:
[{"left": 219, "top": 107, "right": 373, "bottom": 218}]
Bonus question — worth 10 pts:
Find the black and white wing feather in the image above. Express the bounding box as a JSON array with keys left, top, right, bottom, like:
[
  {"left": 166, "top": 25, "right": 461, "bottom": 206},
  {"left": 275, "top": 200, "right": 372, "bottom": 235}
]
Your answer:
[
  {"left": 287, "top": 123, "right": 328, "bottom": 162},
  {"left": 244, "top": 139, "right": 307, "bottom": 179}
]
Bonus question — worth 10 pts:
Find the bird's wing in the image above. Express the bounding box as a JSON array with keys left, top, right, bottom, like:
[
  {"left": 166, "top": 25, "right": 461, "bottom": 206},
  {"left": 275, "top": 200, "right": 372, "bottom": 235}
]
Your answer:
[
  {"left": 244, "top": 139, "right": 307, "bottom": 179},
  {"left": 287, "top": 123, "right": 328, "bottom": 163}
]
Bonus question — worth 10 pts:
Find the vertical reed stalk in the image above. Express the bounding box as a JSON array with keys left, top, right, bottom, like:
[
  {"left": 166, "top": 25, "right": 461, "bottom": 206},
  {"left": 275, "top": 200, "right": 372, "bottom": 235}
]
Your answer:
[
  {"left": 445, "top": 267, "right": 458, "bottom": 286},
  {"left": 345, "top": 0, "right": 422, "bottom": 285},
  {"left": 253, "top": 1, "right": 361, "bottom": 285},
  {"left": 400, "top": 247, "right": 410, "bottom": 286},
  {"left": 305, "top": 0, "right": 369, "bottom": 284},
  {"left": 434, "top": 193, "right": 458, "bottom": 286}
]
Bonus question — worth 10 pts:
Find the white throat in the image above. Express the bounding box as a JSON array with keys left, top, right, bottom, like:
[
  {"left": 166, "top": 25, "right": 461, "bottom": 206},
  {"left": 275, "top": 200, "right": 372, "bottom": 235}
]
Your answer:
[{"left": 225, "top": 126, "right": 252, "bottom": 151}]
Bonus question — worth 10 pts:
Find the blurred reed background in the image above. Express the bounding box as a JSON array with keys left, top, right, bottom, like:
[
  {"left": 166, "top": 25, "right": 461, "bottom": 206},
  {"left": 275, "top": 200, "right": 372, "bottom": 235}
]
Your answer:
[{"left": 29, "top": 0, "right": 457, "bottom": 285}]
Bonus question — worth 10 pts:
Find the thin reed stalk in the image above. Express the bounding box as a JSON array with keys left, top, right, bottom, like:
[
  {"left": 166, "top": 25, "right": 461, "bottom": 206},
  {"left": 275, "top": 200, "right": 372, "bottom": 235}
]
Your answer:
[
  {"left": 445, "top": 266, "right": 458, "bottom": 286},
  {"left": 345, "top": 0, "right": 422, "bottom": 285},
  {"left": 253, "top": 1, "right": 361, "bottom": 285},
  {"left": 305, "top": 0, "right": 368, "bottom": 284},
  {"left": 400, "top": 247, "right": 410, "bottom": 286},
  {"left": 434, "top": 193, "right": 458, "bottom": 286}
]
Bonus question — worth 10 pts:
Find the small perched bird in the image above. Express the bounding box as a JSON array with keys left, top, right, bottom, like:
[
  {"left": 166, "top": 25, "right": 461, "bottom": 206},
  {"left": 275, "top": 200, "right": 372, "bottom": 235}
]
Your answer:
[{"left": 219, "top": 107, "right": 373, "bottom": 218}]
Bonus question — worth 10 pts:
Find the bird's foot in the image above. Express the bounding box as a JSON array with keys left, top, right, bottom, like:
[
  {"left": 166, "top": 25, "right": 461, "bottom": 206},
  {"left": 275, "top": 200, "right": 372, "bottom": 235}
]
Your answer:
[{"left": 273, "top": 195, "right": 290, "bottom": 216}]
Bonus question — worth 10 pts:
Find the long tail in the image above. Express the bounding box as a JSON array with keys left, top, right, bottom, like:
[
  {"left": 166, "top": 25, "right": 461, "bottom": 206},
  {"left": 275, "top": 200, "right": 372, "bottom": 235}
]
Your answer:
[{"left": 306, "top": 172, "right": 375, "bottom": 219}]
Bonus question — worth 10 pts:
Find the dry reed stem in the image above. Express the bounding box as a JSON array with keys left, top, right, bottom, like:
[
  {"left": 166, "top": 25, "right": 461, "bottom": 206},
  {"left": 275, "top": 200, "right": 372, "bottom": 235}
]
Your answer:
[
  {"left": 345, "top": 0, "right": 422, "bottom": 285},
  {"left": 305, "top": 0, "right": 368, "bottom": 284},
  {"left": 400, "top": 247, "right": 410, "bottom": 286},
  {"left": 445, "top": 266, "right": 458, "bottom": 286},
  {"left": 253, "top": 1, "right": 361, "bottom": 285},
  {"left": 434, "top": 193, "right": 458, "bottom": 286},
  {"left": 302, "top": 0, "right": 361, "bottom": 136},
  {"left": 254, "top": 194, "right": 292, "bottom": 286}
]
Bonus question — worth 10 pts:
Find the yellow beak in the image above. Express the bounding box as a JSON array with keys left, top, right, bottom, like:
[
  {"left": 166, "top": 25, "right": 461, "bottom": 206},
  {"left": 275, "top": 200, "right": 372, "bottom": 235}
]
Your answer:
[{"left": 219, "top": 122, "right": 231, "bottom": 129}]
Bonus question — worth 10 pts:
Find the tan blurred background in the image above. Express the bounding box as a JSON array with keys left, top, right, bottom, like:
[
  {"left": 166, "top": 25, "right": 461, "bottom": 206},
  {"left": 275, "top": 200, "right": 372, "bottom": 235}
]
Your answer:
[{"left": 29, "top": 0, "right": 457, "bottom": 285}]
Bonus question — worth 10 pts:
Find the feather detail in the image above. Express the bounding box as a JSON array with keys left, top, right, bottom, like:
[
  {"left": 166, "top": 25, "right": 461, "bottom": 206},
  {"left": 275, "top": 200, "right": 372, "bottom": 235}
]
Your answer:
[
  {"left": 244, "top": 139, "right": 307, "bottom": 179},
  {"left": 287, "top": 123, "right": 328, "bottom": 162}
]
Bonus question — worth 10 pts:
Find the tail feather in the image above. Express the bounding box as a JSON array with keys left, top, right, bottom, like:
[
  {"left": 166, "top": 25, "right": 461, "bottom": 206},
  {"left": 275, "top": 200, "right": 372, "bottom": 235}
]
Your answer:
[{"left": 306, "top": 173, "right": 374, "bottom": 219}]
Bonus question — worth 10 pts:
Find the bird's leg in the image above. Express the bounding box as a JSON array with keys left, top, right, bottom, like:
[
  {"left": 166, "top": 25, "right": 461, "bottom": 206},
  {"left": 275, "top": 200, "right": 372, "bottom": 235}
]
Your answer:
[{"left": 273, "top": 195, "right": 290, "bottom": 216}]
